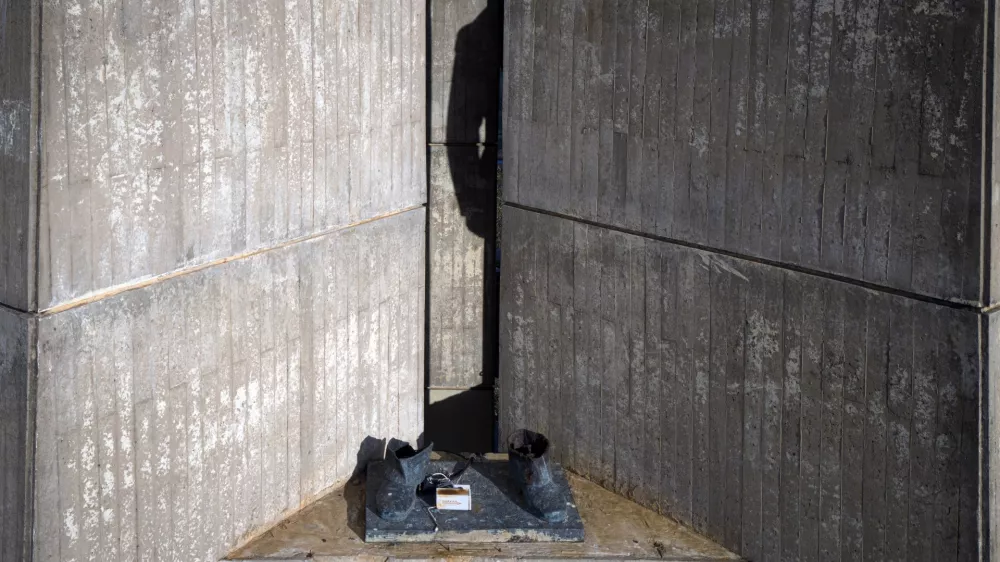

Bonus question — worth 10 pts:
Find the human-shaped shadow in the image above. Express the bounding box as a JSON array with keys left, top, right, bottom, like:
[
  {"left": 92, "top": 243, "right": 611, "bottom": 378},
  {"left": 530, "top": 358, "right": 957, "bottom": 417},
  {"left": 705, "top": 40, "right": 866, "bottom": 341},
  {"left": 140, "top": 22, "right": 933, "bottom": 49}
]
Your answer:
[
  {"left": 447, "top": 0, "right": 501, "bottom": 240},
  {"left": 425, "top": 0, "right": 503, "bottom": 454}
]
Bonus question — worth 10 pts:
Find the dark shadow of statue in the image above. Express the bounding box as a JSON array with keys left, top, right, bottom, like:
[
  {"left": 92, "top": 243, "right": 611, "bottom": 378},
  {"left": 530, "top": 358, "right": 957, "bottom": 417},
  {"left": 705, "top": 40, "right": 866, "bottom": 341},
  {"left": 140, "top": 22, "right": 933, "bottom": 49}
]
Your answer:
[
  {"left": 425, "top": 0, "right": 502, "bottom": 454},
  {"left": 446, "top": 0, "right": 502, "bottom": 240}
]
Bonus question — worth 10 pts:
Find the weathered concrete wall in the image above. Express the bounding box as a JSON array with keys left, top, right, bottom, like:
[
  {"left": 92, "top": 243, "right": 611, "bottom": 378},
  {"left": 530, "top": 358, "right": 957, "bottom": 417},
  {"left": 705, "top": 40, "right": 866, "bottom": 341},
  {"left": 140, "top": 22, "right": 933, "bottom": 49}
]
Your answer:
[
  {"left": 500, "top": 0, "right": 991, "bottom": 559},
  {"left": 429, "top": 0, "right": 501, "bottom": 146},
  {"left": 32, "top": 208, "right": 425, "bottom": 561},
  {"left": 428, "top": 145, "right": 498, "bottom": 391},
  {"left": 18, "top": 0, "right": 429, "bottom": 560},
  {"left": 427, "top": 145, "right": 498, "bottom": 452},
  {"left": 502, "top": 0, "right": 984, "bottom": 305},
  {"left": 427, "top": 0, "right": 501, "bottom": 452},
  {"left": 990, "top": 312, "right": 1000, "bottom": 562},
  {"left": 37, "top": 0, "right": 426, "bottom": 309},
  {"left": 0, "top": 0, "right": 36, "bottom": 311},
  {"left": 0, "top": 6, "right": 37, "bottom": 551},
  {"left": 0, "top": 308, "right": 32, "bottom": 562},
  {"left": 501, "top": 207, "right": 981, "bottom": 561}
]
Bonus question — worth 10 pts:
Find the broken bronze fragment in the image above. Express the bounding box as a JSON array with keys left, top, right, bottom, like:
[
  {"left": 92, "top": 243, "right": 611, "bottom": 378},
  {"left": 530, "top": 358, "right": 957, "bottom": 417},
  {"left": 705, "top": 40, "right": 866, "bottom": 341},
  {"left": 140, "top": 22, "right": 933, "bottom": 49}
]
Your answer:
[
  {"left": 375, "top": 441, "right": 434, "bottom": 521},
  {"left": 508, "top": 429, "right": 568, "bottom": 523}
]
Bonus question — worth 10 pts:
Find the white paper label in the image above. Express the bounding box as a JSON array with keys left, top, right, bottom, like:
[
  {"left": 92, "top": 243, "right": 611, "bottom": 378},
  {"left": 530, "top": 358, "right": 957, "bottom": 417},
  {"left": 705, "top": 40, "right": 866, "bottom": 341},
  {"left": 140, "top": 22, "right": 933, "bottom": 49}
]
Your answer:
[{"left": 435, "top": 485, "right": 471, "bottom": 511}]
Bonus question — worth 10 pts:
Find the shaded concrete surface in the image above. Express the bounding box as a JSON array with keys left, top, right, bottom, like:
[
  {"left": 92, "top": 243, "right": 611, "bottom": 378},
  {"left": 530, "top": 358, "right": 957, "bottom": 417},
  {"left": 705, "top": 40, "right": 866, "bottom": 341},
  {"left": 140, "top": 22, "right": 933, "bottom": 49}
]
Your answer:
[
  {"left": 500, "top": 207, "right": 982, "bottom": 561},
  {"left": 0, "top": 307, "right": 32, "bottom": 561},
  {"left": 31, "top": 209, "right": 426, "bottom": 561},
  {"left": 426, "top": 387, "right": 496, "bottom": 454},
  {"left": 0, "top": 0, "right": 35, "bottom": 310},
  {"left": 499, "top": 0, "right": 995, "bottom": 560},
  {"left": 227, "top": 454, "right": 739, "bottom": 561},
  {"left": 502, "top": 0, "right": 984, "bottom": 305},
  {"left": 428, "top": 146, "right": 498, "bottom": 391},
  {"left": 429, "top": 0, "right": 502, "bottom": 145},
  {"left": 427, "top": 0, "right": 502, "bottom": 453}
]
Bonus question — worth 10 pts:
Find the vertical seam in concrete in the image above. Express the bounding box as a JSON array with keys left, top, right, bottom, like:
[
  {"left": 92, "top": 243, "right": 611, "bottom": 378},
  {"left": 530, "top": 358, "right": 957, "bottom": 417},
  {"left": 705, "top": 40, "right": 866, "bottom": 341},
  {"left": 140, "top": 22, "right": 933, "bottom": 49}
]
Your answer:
[
  {"left": 423, "top": 0, "right": 432, "bottom": 440},
  {"left": 982, "top": 0, "right": 997, "bottom": 555},
  {"left": 984, "top": 0, "right": 996, "bottom": 308},
  {"left": 22, "top": 315, "right": 38, "bottom": 562},
  {"left": 23, "top": 0, "right": 43, "bottom": 554},
  {"left": 981, "top": 311, "right": 991, "bottom": 561},
  {"left": 28, "top": 0, "right": 42, "bottom": 314}
]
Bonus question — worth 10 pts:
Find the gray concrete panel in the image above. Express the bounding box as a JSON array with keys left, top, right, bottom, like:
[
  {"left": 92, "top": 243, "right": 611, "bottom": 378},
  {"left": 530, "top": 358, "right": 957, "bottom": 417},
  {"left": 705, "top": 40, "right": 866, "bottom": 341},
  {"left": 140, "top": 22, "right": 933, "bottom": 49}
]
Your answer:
[
  {"left": 429, "top": 0, "right": 502, "bottom": 145},
  {"left": 35, "top": 0, "right": 427, "bottom": 309},
  {"left": 427, "top": 0, "right": 502, "bottom": 453},
  {"left": 500, "top": 206, "right": 983, "bottom": 560},
  {"left": 32, "top": 208, "right": 425, "bottom": 561},
  {"left": 989, "top": 310, "right": 1000, "bottom": 562},
  {"left": 0, "top": 0, "right": 36, "bottom": 311},
  {"left": 0, "top": 308, "right": 32, "bottom": 561},
  {"left": 428, "top": 145, "right": 498, "bottom": 390},
  {"left": 502, "top": 0, "right": 985, "bottom": 305}
]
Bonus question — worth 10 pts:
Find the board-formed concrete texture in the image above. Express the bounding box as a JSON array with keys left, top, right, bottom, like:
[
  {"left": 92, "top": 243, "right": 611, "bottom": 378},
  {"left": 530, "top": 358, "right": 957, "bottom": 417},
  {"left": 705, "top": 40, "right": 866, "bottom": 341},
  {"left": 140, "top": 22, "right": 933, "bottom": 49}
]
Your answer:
[
  {"left": 0, "top": 308, "right": 32, "bottom": 562},
  {"left": 502, "top": 0, "right": 984, "bottom": 305},
  {"left": 32, "top": 208, "right": 426, "bottom": 561},
  {"left": 500, "top": 207, "right": 982, "bottom": 561},
  {"left": 0, "top": 0, "right": 36, "bottom": 311},
  {"left": 429, "top": 145, "right": 498, "bottom": 390},
  {"left": 500, "top": 0, "right": 999, "bottom": 559},
  {"left": 429, "top": 0, "right": 502, "bottom": 145},
  {"left": 37, "top": 0, "right": 426, "bottom": 309},
  {"left": 427, "top": 0, "right": 502, "bottom": 453},
  {"left": 991, "top": 311, "right": 1000, "bottom": 562},
  {"left": 6, "top": 0, "right": 429, "bottom": 560}
]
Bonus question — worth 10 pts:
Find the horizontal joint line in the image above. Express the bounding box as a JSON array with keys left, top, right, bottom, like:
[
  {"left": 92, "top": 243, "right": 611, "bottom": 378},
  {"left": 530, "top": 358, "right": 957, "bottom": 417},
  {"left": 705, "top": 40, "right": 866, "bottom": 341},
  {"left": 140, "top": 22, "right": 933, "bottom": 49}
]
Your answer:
[
  {"left": 504, "top": 202, "right": 985, "bottom": 313},
  {"left": 428, "top": 142, "right": 499, "bottom": 148},
  {"left": 39, "top": 204, "right": 427, "bottom": 316}
]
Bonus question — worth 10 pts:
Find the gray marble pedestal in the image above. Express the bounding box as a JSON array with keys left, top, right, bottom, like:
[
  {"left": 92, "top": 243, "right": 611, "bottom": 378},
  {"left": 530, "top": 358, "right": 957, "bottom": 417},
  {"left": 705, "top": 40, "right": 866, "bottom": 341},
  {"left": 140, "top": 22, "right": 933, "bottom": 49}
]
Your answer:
[{"left": 364, "top": 460, "right": 585, "bottom": 543}]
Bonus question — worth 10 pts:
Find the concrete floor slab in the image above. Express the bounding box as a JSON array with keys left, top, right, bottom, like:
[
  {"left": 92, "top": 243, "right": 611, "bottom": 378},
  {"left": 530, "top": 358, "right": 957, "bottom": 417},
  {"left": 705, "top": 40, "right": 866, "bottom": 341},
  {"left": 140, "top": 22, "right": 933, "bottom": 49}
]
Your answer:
[{"left": 227, "top": 460, "right": 739, "bottom": 561}]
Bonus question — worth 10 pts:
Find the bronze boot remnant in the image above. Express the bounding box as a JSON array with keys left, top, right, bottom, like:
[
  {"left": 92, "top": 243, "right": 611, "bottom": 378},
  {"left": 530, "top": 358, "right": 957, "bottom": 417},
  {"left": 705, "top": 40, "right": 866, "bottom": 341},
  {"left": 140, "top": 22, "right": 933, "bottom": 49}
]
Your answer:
[
  {"left": 375, "top": 441, "right": 434, "bottom": 521},
  {"left": 507, "top": 429, "right": 568, "bottom": 523}
]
